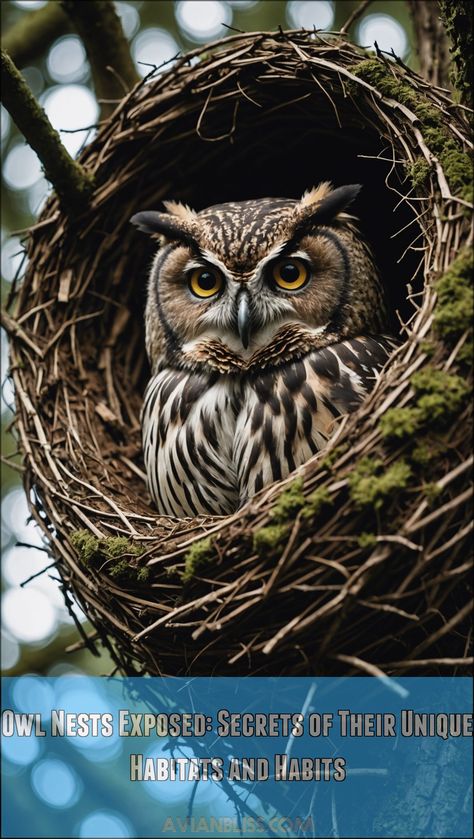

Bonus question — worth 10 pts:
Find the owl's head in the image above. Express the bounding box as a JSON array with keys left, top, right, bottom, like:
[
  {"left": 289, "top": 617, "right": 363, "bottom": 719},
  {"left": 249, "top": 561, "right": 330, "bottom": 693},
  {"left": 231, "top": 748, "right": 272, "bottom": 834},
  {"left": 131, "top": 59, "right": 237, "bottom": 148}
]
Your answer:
[{"left": 131, "top": 183, "right": 387, "bottom": 374}]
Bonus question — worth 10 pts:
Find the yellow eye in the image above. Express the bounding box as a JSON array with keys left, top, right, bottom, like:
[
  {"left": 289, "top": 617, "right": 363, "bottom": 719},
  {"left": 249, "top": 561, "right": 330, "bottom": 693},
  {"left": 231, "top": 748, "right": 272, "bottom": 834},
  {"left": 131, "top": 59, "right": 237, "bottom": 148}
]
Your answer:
[
  {"left": 272, "top": 258, "right": 309, "bottom": 291},
  {"left": 189, "top": 267, "right": 223, "bottom": 298}
]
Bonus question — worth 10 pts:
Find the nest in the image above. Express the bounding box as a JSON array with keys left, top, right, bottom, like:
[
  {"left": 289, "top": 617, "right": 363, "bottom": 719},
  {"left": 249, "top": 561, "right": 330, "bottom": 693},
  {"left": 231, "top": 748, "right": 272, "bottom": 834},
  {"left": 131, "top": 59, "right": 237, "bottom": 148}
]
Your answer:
[{"left": 6, "top": 30, "right": 473, "bottom": 676}]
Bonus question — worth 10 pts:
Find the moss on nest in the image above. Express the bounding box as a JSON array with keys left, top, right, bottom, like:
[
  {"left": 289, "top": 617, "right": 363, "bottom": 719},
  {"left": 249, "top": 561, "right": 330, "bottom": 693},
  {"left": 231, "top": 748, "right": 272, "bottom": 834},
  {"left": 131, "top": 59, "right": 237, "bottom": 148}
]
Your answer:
[
  {"left": 271, "top": 477, "right": 305, "bottom": 523},
  {"left": 70, "top": 531, "right": 147, "bottom": 581},
  {"left": 380, "top": 367, "right": 469, "bottom": 440},
  {"left": 351, "top": 59, "right": 473, "bottom": 202},
  {"left": 181, "top": 537, "right": 214, "bottom": 583},
  {"left": 434, "top": 248, "right": 473, "bottom": 356},
  {"left": 348, "top": 457, "right": 412, "bottom": 510},
  {"left": 302, "top": 486, "right": 333, "bottom": 519},
  {"left": 253, "top": 524, "right": 290, "bottom": 553}
]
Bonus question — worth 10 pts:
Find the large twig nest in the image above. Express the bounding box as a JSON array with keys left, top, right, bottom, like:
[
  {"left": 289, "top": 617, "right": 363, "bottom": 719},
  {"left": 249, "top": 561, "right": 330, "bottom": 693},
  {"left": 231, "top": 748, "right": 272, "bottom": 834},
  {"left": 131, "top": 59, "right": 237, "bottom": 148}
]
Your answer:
[{"left": 6, "top": 30, "right": 473, "bottom": 676}]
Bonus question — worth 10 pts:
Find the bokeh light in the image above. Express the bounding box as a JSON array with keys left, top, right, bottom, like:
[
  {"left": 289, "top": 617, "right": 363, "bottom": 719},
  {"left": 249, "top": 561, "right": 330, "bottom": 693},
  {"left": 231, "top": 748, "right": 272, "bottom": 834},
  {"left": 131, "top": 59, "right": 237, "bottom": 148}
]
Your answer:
[
  {"left": 357, "top": 13, "right": 408, "bottom": 58},
  {"left": 21, "top": 65, "right": 44, "bottom": 97},
  {"left": 175, "top": 0, "right": 232, "bottom": 42},
  {"left": 116, "top": 2, "right": 140, "bottom": 39},
  {"left": 2, "top": 587, "right": 58, "bottom": 644},
  {"left": 0, "top": 235, "right": 26, "bottom": 283},
  {"left": 12, "top": 675, "right": 55, "bottom": 716},
  {"left": 1, "top": 630, "right": 20, "bottom": 671},
  {"left": 42, "top": 85, "right": 99, "bottom": 156},
  {"left": 47, "top": 36, "right": 88, "bottom": 84},
  {"left": 31, "top": 759, "right": 82, "bottom": 808},
  {"left": 2, "top": 487, "right": 43, "bottom": 545},
  {"left": 287, "top": 0, "right": 335, "bottom": 30},
  {"left": 132, "top": 27, "right": 180, "bottom": 76},
  {"left": 2, "top": 730, "right": 41, "bottom": 765},
  {"left": 78, "top": 810, "right": 132, "bottom": 838},
  {"left": 1, "top": 104, "right": 10, "bottom": 141},
  {"left": 12, "top": 1, "right": 47, "bottom": 8},
  {"left": 3, "top": 143, "right": 43, "bottom": 191}
]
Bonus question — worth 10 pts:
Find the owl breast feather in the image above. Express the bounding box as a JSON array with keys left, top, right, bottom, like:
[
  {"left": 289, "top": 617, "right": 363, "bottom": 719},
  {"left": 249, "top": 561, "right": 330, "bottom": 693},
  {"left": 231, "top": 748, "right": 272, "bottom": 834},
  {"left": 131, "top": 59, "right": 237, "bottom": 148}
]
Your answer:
[{"left": 141, "top": 337, "right": 395, "bottom": 517}]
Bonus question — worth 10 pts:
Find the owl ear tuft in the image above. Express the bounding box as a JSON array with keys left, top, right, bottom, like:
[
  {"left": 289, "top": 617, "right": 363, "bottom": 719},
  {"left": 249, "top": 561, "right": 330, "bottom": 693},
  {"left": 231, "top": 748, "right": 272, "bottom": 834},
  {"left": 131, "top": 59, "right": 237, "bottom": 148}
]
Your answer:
[
  {"left": 295, "top": 183, "right": 362, "bottom": 232},
  {"left": 130, "top": 210, "right": 198, "bottom": 246}
]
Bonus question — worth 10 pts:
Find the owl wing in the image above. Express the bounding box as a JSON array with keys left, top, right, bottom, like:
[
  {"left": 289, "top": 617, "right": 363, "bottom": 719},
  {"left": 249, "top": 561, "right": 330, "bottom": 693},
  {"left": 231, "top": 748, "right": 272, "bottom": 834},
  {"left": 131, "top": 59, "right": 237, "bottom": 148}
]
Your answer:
[{"left": 236, "top": 335, "right": 397, "bottom": 502}]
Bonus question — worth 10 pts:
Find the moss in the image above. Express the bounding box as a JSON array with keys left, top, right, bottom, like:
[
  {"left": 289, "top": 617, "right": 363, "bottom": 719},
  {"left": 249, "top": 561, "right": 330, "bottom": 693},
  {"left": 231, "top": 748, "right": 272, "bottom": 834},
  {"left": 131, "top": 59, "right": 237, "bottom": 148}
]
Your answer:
[
  {"left": 407, "top": 159, "right": 430, "bottom": 190},
  {"left": 319, "top": 443, "right": 349, "bottom": 471},
  {"left": 70, "top": 530, "right": 100, "bottom": 565},
  {"left": 271, "top": 477, "right": 305, "bottom": 523},
  {"left": 351, "top": 59, "right": 473, "bottom": 201},
  {"left": 358, "top": 532, "right": 378, "bottom": 549},
  {"left": 411, "top": 368, "right": 469, "bottom": 419},
  {"left": 412, "top": 440, "right": 439, "bottom": 465},
  {"left": 181, "top": 537, "right": 213, "bottom": 583},
  {"left": 301, "top": 486, "right": 333, "bottom": 519},
  {"left": 423, "top": 482, "right": 443, "bottom": 502},
  {"left": 434, "top": 249, "right": 473, "bottom": 347},
  {"left": 380, "top": 368, "right": 469, "bottom": 440},
  {"left": 70, "top": 530, "right": 146, "bottom": 582},
  {"left": 379, "top": 407, "right": 421, "bottom": 439},
  {"left": 253, "top": 524, "right": 289, "bottom": 553},
  {"left": 137, "top": 566, "right": 150, "bottom": 582},
  {"left": 348, "top": 457, "right": 412, "bottom": 510}
]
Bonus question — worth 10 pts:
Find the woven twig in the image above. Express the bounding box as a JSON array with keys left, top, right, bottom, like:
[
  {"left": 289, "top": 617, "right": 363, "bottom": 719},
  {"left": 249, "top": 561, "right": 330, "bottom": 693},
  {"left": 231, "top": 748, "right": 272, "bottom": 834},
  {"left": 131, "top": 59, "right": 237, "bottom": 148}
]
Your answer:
[{"left": 6, "top": 30, "right": 472, "bottom": 676}]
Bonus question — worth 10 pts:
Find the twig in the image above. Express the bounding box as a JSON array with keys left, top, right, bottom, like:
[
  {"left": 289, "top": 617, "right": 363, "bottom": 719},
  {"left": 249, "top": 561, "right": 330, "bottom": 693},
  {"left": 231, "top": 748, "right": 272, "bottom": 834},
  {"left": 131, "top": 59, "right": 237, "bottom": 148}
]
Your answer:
[
  {"left": 340, "top": 0, "right": 372, "bottom": 35},
  {"left": 0, "top": 49, "right": 93, "bottom": 215}
]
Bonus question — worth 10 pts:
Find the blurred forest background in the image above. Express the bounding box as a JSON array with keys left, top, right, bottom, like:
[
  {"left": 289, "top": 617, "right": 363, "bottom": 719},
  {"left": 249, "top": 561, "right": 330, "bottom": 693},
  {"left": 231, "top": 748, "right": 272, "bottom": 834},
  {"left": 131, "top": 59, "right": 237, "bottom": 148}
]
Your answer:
[{"left": 1, "top": 0, "right": 416, "bottom": 679}]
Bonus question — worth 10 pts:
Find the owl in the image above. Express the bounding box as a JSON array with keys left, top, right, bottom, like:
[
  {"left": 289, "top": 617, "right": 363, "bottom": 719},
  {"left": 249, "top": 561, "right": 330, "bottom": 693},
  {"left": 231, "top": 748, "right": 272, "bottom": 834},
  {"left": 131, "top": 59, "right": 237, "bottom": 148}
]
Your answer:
[{"left": 131, "top": 183, "right": 396, "bottom": 518}]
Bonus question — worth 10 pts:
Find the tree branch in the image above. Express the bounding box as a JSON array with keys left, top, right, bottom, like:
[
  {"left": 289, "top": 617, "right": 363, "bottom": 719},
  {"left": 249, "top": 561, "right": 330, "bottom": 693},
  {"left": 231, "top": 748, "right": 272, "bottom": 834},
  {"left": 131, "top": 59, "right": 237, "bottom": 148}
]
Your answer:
[
  {"left": 407, "top": 1, "right": 450, "bottom": 89},
  {"left": 61, "top": 0, "right": 140, "bottom": 119},
  {"left": 1, "top": 49, "right": 93, "bottom": 217},
  {"left": 1, "top": 2, "right": 71, "bottom": 69},
  {"left": 438, "top": 0, "right": 473, "bottom": 106}
]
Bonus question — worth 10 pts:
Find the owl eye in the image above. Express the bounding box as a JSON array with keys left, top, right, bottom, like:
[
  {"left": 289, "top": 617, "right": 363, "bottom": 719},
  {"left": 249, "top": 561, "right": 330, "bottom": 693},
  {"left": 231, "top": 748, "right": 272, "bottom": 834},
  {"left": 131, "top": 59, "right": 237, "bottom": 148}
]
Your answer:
[
  {"left": 271, "top": 258, "right": 309, "bottom": 292},
  {"left": 188, "top": 267, "right": 223, "bottom": 299}
]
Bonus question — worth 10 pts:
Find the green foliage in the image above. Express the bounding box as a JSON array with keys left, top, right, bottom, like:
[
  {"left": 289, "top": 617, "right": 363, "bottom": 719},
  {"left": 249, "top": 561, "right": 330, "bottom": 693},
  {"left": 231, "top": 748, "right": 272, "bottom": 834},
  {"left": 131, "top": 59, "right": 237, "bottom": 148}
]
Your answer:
[
  {"left": 348, "top": 458, "right": 412, "bottom": 510},
  {"left": 181, "top": 537, "right": 214, "bottom": 583},
  {"left": 253, "top": 524, "right": 289, "bottom": 553},
  {"left": 70, "top": 530, "right": 145, "bottom": 582}
]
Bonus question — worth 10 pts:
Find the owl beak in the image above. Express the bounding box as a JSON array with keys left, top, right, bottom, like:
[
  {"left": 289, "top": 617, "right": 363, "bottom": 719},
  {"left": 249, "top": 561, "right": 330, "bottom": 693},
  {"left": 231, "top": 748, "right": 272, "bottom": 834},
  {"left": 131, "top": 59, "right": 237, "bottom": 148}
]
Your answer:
[{"left": 237, "top": 289, "right": 251, "bottom": 349}]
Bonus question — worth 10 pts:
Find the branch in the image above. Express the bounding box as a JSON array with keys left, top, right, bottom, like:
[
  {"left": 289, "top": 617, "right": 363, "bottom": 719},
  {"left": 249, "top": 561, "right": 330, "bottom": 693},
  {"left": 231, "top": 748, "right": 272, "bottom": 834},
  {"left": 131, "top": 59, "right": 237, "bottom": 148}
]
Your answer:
[
  {"left": 1, "top": 50, "right": 93, "bottom": 217},
  {"left": 1, "top": 2, "right": 71, "bottom": 68},
  {"left": 407, "top": 1, "right": 450, "bottom": 89},
  {"left": 61, "top": 0, "right": 140, "bottom": 119},
  {"left": 438, "top": 0, "right": 473, "bottom": 106}
]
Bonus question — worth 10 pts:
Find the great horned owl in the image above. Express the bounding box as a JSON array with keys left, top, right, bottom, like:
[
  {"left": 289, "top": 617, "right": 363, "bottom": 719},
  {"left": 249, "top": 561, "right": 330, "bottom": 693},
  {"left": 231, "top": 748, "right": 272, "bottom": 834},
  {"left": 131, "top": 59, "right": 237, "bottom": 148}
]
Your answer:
[{"left": 131, "top": 183, "right": 396, "bottom": 517}]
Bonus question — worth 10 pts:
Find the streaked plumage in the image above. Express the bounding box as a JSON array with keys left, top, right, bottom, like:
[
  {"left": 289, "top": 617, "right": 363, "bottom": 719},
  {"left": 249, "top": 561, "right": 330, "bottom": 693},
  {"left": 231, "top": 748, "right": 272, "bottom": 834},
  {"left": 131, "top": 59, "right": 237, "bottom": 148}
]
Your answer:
[{"left": 132, "top": 183, "right": 396, "bottom": 517}]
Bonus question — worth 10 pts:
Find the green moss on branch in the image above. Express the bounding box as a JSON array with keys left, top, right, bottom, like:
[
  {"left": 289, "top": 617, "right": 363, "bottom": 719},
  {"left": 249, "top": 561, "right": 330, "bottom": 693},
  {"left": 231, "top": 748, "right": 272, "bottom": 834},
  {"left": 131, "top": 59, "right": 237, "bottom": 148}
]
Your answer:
[{"left": 1, "top": 49, "right": 93, "bottom": 215}]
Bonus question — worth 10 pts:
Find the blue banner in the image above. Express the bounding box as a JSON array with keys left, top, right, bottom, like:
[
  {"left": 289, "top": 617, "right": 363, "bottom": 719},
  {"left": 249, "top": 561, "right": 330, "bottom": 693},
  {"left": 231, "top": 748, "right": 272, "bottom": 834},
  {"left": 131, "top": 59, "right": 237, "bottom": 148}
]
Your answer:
[{"left": 1, "top": 676, "right": 472, "bottom": 838}]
